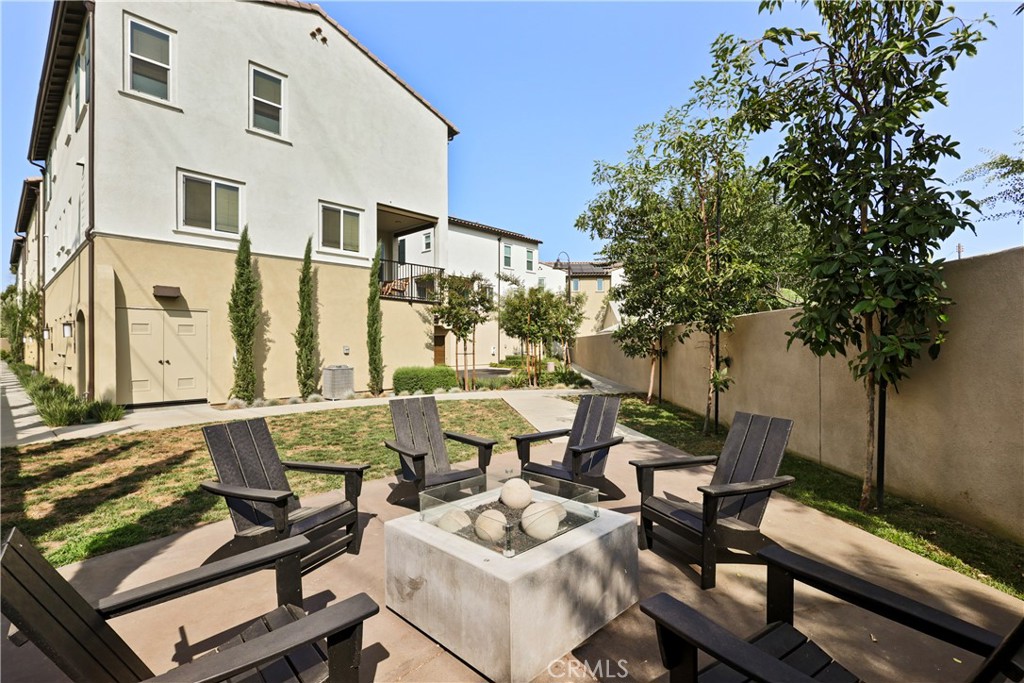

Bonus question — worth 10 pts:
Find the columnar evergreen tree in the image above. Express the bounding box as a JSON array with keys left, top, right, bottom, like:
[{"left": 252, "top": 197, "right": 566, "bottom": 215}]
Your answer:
[
  {"left": 716, "top": 0, "right": 989, "bottom": 508},
  {"left": 294, "top": 238, "right": 320, "bottom": 397},
  {"left": 367, "top": 243, "right": 384, "bottom": 396},
  {"left": 228, "top": 227, "right": 259, "bottom": 401}
]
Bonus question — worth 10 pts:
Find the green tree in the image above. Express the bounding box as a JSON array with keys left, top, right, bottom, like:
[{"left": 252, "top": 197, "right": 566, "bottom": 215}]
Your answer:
[
  {"left": 367, "top": 243, "right": 384, "bottom": 396},
  {"left": 498, "top": 282, "right": 561, "bottom": 387},
  {"left": 1, "top": 285, "right": 39, "bottom": 363},
  {"left": 294, "top": 238, "right": 320, "bottom": 397},
  {"left": 551, "top": 292, "right": 587, "bottom": 367},
  {"left": 717, "top": 0, "right": 989, "bottom": 508},
  {"left": 228, "top": 227, "right": 260, "bottom": 401},
  {"left": 430, "top": 272, "right": 494, "bottom": 390},
  {"left": 960, "top": 129, "right": 1024, "bottom": 223}
]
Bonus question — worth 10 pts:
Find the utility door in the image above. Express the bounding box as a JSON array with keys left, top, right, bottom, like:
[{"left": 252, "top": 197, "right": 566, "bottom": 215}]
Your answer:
[{"left": 117, "top": 308, "right": 208, "bottom": 404}]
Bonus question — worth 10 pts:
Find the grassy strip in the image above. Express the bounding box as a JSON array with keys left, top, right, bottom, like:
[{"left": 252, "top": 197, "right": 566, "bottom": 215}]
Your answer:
[
  {"left": 7, "top": 361, "right": 124, "bottom": 425},
  {"left": 0, "top": 399, "right": 534, "bottom": 567},
  {"left": 572, "top": 394, "right": 1024, "bottom": 599}
]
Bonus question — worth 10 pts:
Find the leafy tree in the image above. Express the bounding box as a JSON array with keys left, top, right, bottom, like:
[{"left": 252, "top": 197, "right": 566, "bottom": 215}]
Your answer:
[
  {"left": 294, "top": 238, "right": 320, "bottom": 397},
  {"left": 430, "top": 272, "right": 494, "bottom": 390},
  {"left": 498, "top": 281, "right": 566, "bottom": 387},
  {"left": 716, "top": 0, "right": 989, "bottom": 508},
  {"left": 367, "top": 243, "right": 384, "bottom": 396},
  {"left": 960, "top": 129, "right": 1024, "bottom": 223},
  {"left": 228, "top": 227, "right": 260, "bottom": 401},
  {"left": 551, "top": 292, "right": 587, "bottom": 367},
  {"left": 1, "top": 285, "right": 40, "bottom": 363}
]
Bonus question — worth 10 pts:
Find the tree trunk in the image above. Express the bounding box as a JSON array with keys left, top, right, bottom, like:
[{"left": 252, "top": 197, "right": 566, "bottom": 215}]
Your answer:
[
  {"left": 703, "top": 333, "right": 715, "bottom": 435},
  {"left": 454, "top": 334, "right": 460, "bottom": 390},
  {"left": 860, "top": 314, "right": 877, "bottom": 511},
  {"left": 463, "top": 339, "right": 470, "bottom": 391},
  {"left": 646, "top": 355, "right": 657, "bottom": 405},
  {"left": 471, "top": 327, "right": 477, "bottom": 391}
]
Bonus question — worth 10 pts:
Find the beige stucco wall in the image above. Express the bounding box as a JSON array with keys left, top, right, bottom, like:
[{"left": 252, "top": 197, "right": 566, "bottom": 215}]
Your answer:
[
  {"left": 98, "top": 235, "right": 433, "bottom": 404},
  {"left": 572, "top": 277, "right": 610, "bottom": 334},
  {"left": 575, "top": 247, "right": 1024, "bottom": 542},
  {"left": 40, "top": 248, "right": 91, "bottom": 394}
]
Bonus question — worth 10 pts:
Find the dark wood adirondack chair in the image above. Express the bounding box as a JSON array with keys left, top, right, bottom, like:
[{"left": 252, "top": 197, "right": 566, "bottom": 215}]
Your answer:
[
  {"left": 201, "top": 418, "right": 370, "bottom": 572},
  {"left": 641, "top": 544, "right": 1024, "bottom": 683},
  {"left": 1, "top": 528, "right": 380, "bottom": 683},
  {"left": 513, "top": 395, "right": 625, "bottom": 499},
  {"left": 630, "top": 411, "right": 794, "bottom": 589},
  {"left": 385, "top": 396, "right": 498, "bottom": 506}
]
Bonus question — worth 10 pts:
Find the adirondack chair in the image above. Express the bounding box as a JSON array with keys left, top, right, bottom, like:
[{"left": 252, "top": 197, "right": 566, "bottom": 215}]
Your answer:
[
  {"left": 630, "top": 411, "right": 794, "bottom": 589},
  {"left": 513, "top": 395, "right": 626, "bottom": 499},
  {"left": 1, "top": 528, "right": 380, "bottom": 683},
  {"left": 201, "top": 418, "right": 370, "bottom": 572},
  {"left": 641, "top": 544, "right": 1024, "bottom": 683},
  {"left": 385, "top": 396, "right": 498, "bottom": 506}
]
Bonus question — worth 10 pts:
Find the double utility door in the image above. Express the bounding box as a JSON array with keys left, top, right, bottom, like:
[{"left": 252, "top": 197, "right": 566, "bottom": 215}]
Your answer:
[{"left": 116, "top": 308, "right": 208, "bottom": 405}]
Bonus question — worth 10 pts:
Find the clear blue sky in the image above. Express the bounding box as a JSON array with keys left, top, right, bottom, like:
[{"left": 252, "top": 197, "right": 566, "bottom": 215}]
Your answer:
[{"left": 3, "top": 1, "right": 1021, "bottom": 288}]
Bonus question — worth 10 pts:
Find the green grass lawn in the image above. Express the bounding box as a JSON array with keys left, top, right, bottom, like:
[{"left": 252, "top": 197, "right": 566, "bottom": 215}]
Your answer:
[
  {"left": 0, "top": 399, "right": 535, "bottom": 567},
  {"left": 573, "top": 394, "right": 1024, "bottom": 600}
]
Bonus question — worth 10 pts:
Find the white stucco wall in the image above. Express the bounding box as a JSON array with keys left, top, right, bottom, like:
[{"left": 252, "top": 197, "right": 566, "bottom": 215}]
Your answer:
[
  {"left": 92, "top": 1, "right": 450, "bottom": 266},
  {"left": 446, "top": 225, "right": 539, "bottom": 288},
  {"left": 536, "top": 262, "right": 566, "bottom": 294}
]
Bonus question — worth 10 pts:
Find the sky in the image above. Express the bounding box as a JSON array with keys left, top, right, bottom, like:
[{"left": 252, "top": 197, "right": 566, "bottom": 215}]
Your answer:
[{"left": 2, "top": 1, "right": 1022, "bottom": 288}]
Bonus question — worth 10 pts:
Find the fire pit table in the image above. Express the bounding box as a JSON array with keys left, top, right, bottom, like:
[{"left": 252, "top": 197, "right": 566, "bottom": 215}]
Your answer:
[{"left": 385, "top": 471, "right": 638, "bottom": 682}]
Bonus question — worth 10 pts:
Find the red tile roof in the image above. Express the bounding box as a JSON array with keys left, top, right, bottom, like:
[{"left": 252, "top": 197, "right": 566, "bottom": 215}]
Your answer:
[{"left": 448, "top": 216, "right": 541, "bottom": 244}]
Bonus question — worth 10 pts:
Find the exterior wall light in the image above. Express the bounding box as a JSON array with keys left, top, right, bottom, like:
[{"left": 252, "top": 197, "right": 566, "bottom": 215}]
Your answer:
[
  {"left": 62, "top": 322, "right": 73, "bottom": 338},
  {"left": 43, "top": 327, "right": 51, "bottom": 340}
]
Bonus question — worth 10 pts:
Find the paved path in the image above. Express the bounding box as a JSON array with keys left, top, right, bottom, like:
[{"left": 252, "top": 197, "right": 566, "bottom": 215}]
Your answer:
[{"left": 0, "top": 361, "right": 59, "bottom": 446}]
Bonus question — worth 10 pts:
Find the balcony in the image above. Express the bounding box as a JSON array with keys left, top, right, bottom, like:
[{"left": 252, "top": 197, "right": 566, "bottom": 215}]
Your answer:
[{"left": 379, "top": 259, "right": 442, "bottom": 303}]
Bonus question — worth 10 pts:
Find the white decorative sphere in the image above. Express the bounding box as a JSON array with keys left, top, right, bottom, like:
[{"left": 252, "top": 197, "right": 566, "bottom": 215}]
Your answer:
[
  {"left": 552, "top": 502, "right": 567, "bottom": 522},
  {"left": 521, "top": 501, "right": 560, "bottom": 541},
  {"left": 437, "top": 509, "right": 472, "bottom": 533},
  {"left": 475, "top": 509, "right": 507, "bottom": 543},
  {"left": 500, "top": 478, "right": 534, "bottom": 510}
]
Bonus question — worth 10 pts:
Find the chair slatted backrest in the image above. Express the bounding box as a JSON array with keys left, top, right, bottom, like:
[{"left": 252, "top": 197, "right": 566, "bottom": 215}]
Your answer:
[
  {"left": 559, "top": 395, "right": 621, "bottom": 477},
  {"left": 202, "top": 418, "right": 300, "bottom": 533},
  {"left": 390, "top": 397, "right": 451, "bottom": 480},
  {"left": 711, "top": 412, "right": 793, "bottom": 526},
  {"left": 1, "top": 528, "right": 152, "bottom": 683}
]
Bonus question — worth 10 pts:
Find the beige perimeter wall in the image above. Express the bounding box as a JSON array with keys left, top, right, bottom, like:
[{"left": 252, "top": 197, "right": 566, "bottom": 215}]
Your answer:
[{"left": 575, "top": 247, "right": 1024, "bottom": 542}]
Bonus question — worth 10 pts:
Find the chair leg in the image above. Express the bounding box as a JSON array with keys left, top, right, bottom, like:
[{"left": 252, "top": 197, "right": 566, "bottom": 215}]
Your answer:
[
  {"left": 700, "top": 534, "right": 717, "bottom": 590},
  {"left": 327, "top": 623, "right": 363, "bottom": 683},
  {"left": 275, "top": 553, "right": 303, "bottom": 607},
  {"left": 639, "top": 517, "right": 654, "bottom": 550}
]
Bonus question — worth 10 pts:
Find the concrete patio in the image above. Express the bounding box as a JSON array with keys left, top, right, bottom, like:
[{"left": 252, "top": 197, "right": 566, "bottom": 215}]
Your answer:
[{"left": 2, "top": 393, "right": 1021, "bottom": 682}]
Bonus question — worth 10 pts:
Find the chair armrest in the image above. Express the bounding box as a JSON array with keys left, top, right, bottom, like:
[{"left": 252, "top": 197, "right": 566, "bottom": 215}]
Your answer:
[
  {"left": 758, "top": 546, "right": 1004, "bottom": 656},
  {"left": 568, "top": 436, "right": 625, "bottom": 455},
  {"left": 384, "top": 440, "right": 427, "bottom": 460},
  {"left": 630, "top": 456, "right": 718, "bottom": 500},
  {"left": 200, "top": 480, "right": 293, "bottom": 505},
  {"left": 147, "top": 593, "right": 380, "bottom": 683},
  {"left": 444, "top": 432, "right": 497, "bottom": 449},
  {"left": 512, "top": 429, "right": 571, "bottom": 467},
  {"left": 445, "top": 432, "right": 498, "bottom": 472},
  {"left": 698, "top": 475, "right": 794, "bottom": 498},
  {"left": 281, "top": 461, "right": 371, "bottom": 475},
  {"left": 95, "top": 537, "right": 310, "bottom": 618},
  {"left": 640, "top": 592, "right": 818, "bottom": 683}
]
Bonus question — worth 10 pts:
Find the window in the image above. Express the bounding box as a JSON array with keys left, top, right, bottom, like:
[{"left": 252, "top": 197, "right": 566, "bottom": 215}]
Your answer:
[
  {"left": 321, "top": 203, "right": 360, "bottom": 253},
  {"left": 572, "top": 278, "right": 580, "bottom": 292},
  {"left": 75, "top": 20, "right": 90, "bottom": 120},
  {"left": 398, "top": 237, "right": 406, "bottom": 264},
  {"left": 125, "top": 17, "right": 172, "bottom": 101},
  {"left": 526, "top": 249, "right": 534, "bottom": 271},
  {"left": 503, "top": 244, "right": 512, "bottom": 268},
  {"left": 538, "top": 277, "right": 546, "bottom": 289},
  {"left": 597, "top": 278, "right": 605, "bottom": 292},
  {"left": 250, "top": 65, "right": 285, "bottom": 135},
  {"left": 179, "top": 172, "right": 242, "bottom": 234},
  {"left": 423, "top": 232, "right": 432, "bottom": 252}
]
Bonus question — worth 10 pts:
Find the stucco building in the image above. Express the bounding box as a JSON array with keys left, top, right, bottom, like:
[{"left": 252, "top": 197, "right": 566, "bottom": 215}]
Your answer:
[
  {"left": 542, "top": 260, "right": 622, "bottom": 334},
  {"left": 13, "top": 0, "right": 457, "bottom": 404}
]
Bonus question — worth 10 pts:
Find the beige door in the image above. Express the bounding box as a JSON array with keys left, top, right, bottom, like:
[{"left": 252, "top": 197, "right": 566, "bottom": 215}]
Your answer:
[{"left": 117, "top": 308, "right": 208, "bottom": 404}]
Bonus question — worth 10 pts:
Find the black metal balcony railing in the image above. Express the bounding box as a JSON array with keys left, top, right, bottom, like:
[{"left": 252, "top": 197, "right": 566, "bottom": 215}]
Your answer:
[{"left": 379, "top": 259, "right": 442, "bottom": 303}]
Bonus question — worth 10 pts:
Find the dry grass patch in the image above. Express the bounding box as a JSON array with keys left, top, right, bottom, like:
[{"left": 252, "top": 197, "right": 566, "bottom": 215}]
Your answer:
[{"left": 1, "top": 399, "right": 534, "bottom": 566}]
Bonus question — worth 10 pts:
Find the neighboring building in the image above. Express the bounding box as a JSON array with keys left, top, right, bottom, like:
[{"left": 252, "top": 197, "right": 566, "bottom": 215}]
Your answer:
[
  {"left": 543, "top": 260, "right": 621, "bottom": 334},
  {"left": 8, "top": 178, "right": 44, "bottom": 369},
  {"left": 10, "top": 0, "right": 457, "bottom": 404}
]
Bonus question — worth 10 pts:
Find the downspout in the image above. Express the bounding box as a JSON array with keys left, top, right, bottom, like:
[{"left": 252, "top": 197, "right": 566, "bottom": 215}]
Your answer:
[
  {"left": 86, "top": 3, "right": 96, "bottom": 399},
  {"left": 496, "top": 237, "right": 502, "bottom": 363},
  {"left": 28, "top": 167, "right": 46, "bottom": 371}
]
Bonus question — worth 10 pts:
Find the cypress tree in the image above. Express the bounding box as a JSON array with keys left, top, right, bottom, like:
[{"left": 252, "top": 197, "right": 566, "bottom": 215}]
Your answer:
[
  {"left": 367, "top": 242, "right": 384, "bottom": 396},
  {"left": 294, "top": 237, "right": 320, "bottom": 397},
  {"left": 228, "top": 227, "right": 259, "bottom": 401}
]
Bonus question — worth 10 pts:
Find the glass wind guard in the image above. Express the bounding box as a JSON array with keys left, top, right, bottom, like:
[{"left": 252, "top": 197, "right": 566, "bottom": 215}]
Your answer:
[{"left": 419, "top": 471, "right": 599, "bottom": 557}]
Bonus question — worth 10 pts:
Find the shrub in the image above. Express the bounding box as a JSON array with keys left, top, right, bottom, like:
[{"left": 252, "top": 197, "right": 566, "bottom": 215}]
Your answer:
[
  {"left": 225, "top": 398, "right": 248, "bottom": 410},
  {"left": 88, "top": 400, "right": 125, "bottom": 423},
  {"left": 286, "top": 396, "right": 303, "bottom": 405},
  {"left": 306, "top": 393, "right": 324, "bottom": 403},
  {"left": 251, "top": 398, "right": 267, "bottom": 408},
  {"left": 36, "top": 394, "right": 89, "bottom": 427},
  {"left": 392, "top": 366, "right": 458, "bottom": 394},
  {"left": 507, "top": 372, "right": 529, "bottom": 389}
]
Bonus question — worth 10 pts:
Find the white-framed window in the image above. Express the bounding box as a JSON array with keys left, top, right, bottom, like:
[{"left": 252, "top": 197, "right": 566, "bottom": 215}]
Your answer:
[
  {"left": 572, "top": 278, "right": 580, "bottom": 292},
  {"left": 250, "top": 64, "right": 286, "bottom": 136},
  {"left": 320, "top": 202, "right": 361, "bottom": 253},
  {"left": 526, "top": 249, "right": 534, "bottom": 271},
  {"left": 423, "top": 232, "right": 432, "bottom": 252},
  {"left": 124, "top": 15, "right": 173, "bottom": 102},
  {"left": 178, "top": 171, "right": 243, "bottom": 235},
  {"left": 538, "top": 277, "right": 546, "bottom": 289},
  {"left": 503, "top": 244, "right": 512, "bottom": 268},
  {"left": 597, "top": 278, "right": 605, "bottom": 292},
  {"left": 74, "top": 20, "right": 90, "bottom": 121}
]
